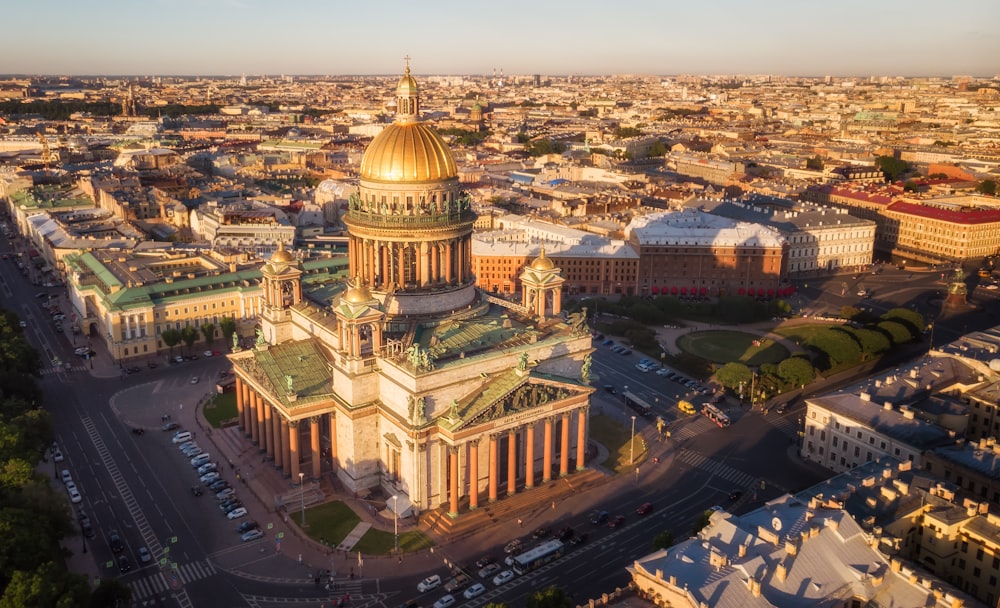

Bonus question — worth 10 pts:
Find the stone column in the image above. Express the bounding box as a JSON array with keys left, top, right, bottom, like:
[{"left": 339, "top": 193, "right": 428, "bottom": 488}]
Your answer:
[
  {"left": 444, "top": 241, "right": 453, "bottom": 284},
  {"left": 488, "top": 434, "right": 498, "bottom": 502},
  {"left": 507, "top": 429, "right": 517, "bottom": 496},
  {"left": 431, "top": 243, "right": 440, "bottom": 284},
  {"left": 281, "top": 418, "right": 291, "bottom": 477},
  {"left": 289, "top": 422, "right": 300, "bottom": 481},
  {"left": 448, "top": 448, "right": 459, "bottom": 517},
  {"left": 273, "top": 413, "right": 284, "bottom": 469},
  {"left": 235, "top": 378, "right": 246, "bottom": 431},
  {"left": 468, "top": 441, "right": 479, "bottom": 510},
  {"left": 248, "top": 393, "right": 259, "bottom": 444},
  {"left": 576, "top": 408, "right": 587, "bottom": 470},
  {"left": 420, "top": 242, "right": 429, "bottom": 287},
  {"left": 543, "top": 418, "right": 553, "bottom": 483},
  {"left": 525, "top": 423, "right": 535, "bottom": 489},
  {"left": 264, "top": 404, "right": 274, "bottom": 460},
  {"left": 560, "top": 413, "right": 570, "bottom": 477},
  {"left": 381, "top": 243, "right": 390, "bottom": 288},
  {"left": 398, "top": 243, "right": 406, "bottom": 287},
  {"left": 310, "top": 417, "right": 321, "bottom": 480},
  {"left": 328, "top": 412, "right": 338, "bottom": 471},
  {"left": 256, "top": 394, "right": 267, "bottom": 452}
]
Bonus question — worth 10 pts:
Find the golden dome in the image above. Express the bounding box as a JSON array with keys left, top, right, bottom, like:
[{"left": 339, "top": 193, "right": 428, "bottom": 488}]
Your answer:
[
  {"left": 359, "top": 121, "right": 458, "bottom": 183},
  {"left": 270, "top": 242, "right": 294, "bottom": 264},
  {"left": 397, "top": 69, "right": 418, "bottom": 96},
  {"left": 343, "top": 275, "right": 373, "bottom": 304},
  {"left": 529, "top": 247, "right": 555, "bottom": 271}
]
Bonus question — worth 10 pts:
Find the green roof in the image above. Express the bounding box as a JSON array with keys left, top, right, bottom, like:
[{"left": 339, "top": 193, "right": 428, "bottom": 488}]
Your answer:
[{"left": 251, "top": 339, "right": 334, "bottom": 410}]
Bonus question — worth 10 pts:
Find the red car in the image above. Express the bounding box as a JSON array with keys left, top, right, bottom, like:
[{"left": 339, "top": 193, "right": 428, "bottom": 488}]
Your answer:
[
  {"left": 636, "top": 502, "right": 653, "bottom": 516},
  {"left": 608, "top": 515, "right": 625, "bottom": 528}
]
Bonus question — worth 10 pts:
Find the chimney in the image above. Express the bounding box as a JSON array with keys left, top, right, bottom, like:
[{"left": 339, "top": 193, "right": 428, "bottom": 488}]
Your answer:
[
  {"left": 738, "top": 543, "right": 747, "bottom": 558},
  {"left": 827, "top": 518, "right": 839, "bottom": 531},
  {"left": 809, "top": 525, "right": 819, "bottom": 538},
  {"left": 890, "top": 558, "right": 901, "bottom": 572},
  {"left": 748, "top": 577, "right": 761, "bottom": 598},
  {"left": 951, "top": 597, "right": 964, "bottom": 608},
  {"left": 785, "top": 540, "right": 798, "bottom": 556},
  {"left": 776, "top": 562, "right": 787, "bottom": 583},
  {"left": 669, "top": 575, "right": 676, "bottom": 586},
  {"left": 883, "top": 401, "right": 893, "bottom": 410}
]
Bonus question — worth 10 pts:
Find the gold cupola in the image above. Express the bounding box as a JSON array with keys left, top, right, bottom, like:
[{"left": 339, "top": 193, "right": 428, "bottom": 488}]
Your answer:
[{"left": 359, "top": 58, "right": 456, "bottom": 183}]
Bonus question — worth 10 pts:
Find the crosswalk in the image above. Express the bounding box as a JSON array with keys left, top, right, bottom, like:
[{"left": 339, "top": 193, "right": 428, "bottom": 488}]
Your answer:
[
  {"left": 129, "top": 560, "right": 217, "bottom": 599},
  {"left": 669, "top": 416, "right": 713, "bottom": 441},
  {"left": 41, "top": 364, "right": 86, "bottom": 375},
  {"left": 675, "top": 449, "right": 757, "bottom": 488}
]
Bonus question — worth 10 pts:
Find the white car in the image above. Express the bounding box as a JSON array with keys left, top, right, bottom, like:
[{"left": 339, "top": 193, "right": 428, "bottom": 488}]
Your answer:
[
  {"left": 200, "top": 472, "right": 220, "bottom": 484},
  {"left": 432, "top": 595, "right": 455, "bottom": 608},
  {"left": 417, "top": 574, "right": 442, "bottom": 592},
  {"left": 53, "top": 447, "right": 64, "bottom": 462},
  {"left": 190, "top": 377, "right": 199, "bottom": 384},
  {"left": 68, "top": 486, "right": 82, "bottom": 504},
  {"left": 463, "top": 583, "right": 486, "bottom": 599},
  {"left": 226, "top": 506, "right": 248, "bottom": 519},
  {"left": 492, "top": 570, "right": 515, "bottom": 586},
  {"left": 60, "top": 469, "right": 73, "bottom": 484}
]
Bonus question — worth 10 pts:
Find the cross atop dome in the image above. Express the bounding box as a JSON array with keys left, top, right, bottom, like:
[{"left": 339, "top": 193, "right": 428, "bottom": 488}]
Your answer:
[{"left": 396, "top": 56, "right": 419, "bottom": 120}]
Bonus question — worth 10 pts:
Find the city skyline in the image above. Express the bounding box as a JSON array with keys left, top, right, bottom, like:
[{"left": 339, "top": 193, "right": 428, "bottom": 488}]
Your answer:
[{"left": 5, "top": 0, "right": 999, "bottom": 78}]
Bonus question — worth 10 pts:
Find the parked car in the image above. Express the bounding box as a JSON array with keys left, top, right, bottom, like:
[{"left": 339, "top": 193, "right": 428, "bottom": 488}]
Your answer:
[
  {"left": 417, "top": 574, "right": 442, "bottom": 592},
  {"left": 208, "top": 480, "right": 229, "bottom": 492},
  {"left": 463, "top": 582, "right": 486, "bottom": 599},
  {"left": 226, "top": 507, "right": 248, "bottom": 519},
  {"left": 444, "top": 573, "right": 469, "bottom": 593},
  {"left": 492, "top": 570, "right": 515, "bottom": 586},
  {"left": 478, "top": 562, "right": 501, "bottom": 579},
  {"left": 200, "top": 472, "right": 220, "bottom": 484},
  {"left": 137, "top": 546, "right": 152, "bottom": 565},
  {"left": 474, "top": 555, "right": 495, "bottom": 569},
  {"left": 432, "top": 595, "right": 456, "bottom": 608},
  {"left": 197, "top": 462, "right": 218, "bottom": 475},
  {"left": 532, "top": 527, "right": 550, "bottom": 539},
  {"left": 60, "top": 469, "right": 73, "bottom": 484},
  {"left": 237, "top": 521, "right": 259, "bottom": 533},
  {"left": 242, "top": 529, "right": 265, "bottom": 542},
  {"left": 503, "top": 539, "right": 522, "bottom": 554}
]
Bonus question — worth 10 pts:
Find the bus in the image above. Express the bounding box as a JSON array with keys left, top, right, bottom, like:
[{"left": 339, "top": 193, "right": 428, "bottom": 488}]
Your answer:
[
  {"left": 702, "top": 403, "right": 731, "bottom": 428},
  {"left": 623, "top": 392, "right": 653, "bottom": 417},
  {"left": 511, "top": 539, "right": 564, "bottom": 575}
]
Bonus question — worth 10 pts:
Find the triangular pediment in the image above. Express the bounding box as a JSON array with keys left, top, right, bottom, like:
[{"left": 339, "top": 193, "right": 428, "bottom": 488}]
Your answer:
[{"left": 443, "top": 369, "right": 591, "bottom": 431}]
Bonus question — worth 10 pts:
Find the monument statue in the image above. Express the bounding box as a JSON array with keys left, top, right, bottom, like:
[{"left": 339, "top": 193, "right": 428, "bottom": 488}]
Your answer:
[
  {"left": 255, "top": 328, "right": 267, "bottom": 346},
  {"left": 285, "top": 374, "right": 294, "bottom": 393},
  {"left": 449, "top": 399, "right": 460, "bottom": 421},
  {"left": 231, "top": 331, "right": 240, "bottom": 352},
  {"left": 416, "top": 396, "right": 426, "bottom": 425},
  {"left": 517, "top": 351, "right": 529, "bottom": 372},
  {"left": 581, "top": 353, "right": 593, "bottom": 383}
]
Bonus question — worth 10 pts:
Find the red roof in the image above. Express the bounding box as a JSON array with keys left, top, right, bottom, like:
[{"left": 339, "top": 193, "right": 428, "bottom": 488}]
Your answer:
[{"left": 886, "top": 201, "right": 1000, "bottom": 224}]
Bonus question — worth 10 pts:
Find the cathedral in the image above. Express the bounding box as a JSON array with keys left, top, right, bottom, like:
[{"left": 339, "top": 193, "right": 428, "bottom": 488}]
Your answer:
[{"left": 229, "top": 63, "right": 594, "bottom": 519}]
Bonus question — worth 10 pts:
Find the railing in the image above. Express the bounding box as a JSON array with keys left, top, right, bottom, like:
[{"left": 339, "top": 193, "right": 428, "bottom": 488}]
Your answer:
[{"left": 345, "top": 209, "right": 474, "bottom": 228}]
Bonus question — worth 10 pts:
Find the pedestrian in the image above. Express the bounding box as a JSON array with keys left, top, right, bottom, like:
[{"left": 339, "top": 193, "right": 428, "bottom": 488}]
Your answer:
[
  {"left": 551, "top": 501, "right": 556, "bottom": 510},
  {"left": 517, "top": 518, "right": 523, "bottom": 528}
]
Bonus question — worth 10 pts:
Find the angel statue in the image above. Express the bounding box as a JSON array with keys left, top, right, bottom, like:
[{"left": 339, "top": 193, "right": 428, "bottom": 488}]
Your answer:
[
  {"left": 581, "top": 354, "right": 593, "bottom": 383},
  {"left": 517, "top": 351, "right": 529, "bottom": 372},
  {"left": 285, "top": 374, "right": 294, "bottom": 393}
]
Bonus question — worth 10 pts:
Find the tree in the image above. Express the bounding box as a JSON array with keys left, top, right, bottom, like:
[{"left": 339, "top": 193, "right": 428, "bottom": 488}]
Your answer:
[
  {"left": 716, "top": 362, "right": 752, "bottom": 390},
  {"left": 881, "top": 307, "right": 925, "bottom": 337},
  {"left": 652, "top": 530, "right": 675, "bottom": 550},
  {"left": 647, "top": 141, "right": 668, "bottom": 157},
  {"left": 877, "top": 320, "right": 912, "bottom": 345},
  {"left": 526, "top": 586, "right": 573, "bottom": 608},
  {"left": 839, "top": 305, "right": 862, "bottom": 321},
  {"left": 874, "top": 155, "right": 911, "bottom": 182},
  {"left": 181, "top": 326, "right": 199, "bottom": 352},
  {"left": 976, "top": 179, "right": 996, "bottom": 196},
  {"left": 852, "top": 328, "right": 891, "bottom": 360},
  {"left": 805, "top": 155, "right": 824, "bottom": 170},
  {"left": 0, "top": 561, "right": 91, "bottom": 608},
  {"left": 693, "top": 509, "right": 714, "bottom": 534},
  {"left": 807, "top": 328, "right": 862, "bottom": 369},
  {"left": 220, "top": 317, "right": 237, "bottom": 347},
  {"left": 161, "top": 328, "right": 182, "bottom": 354},
  {"left": 89, "top": 579, "right": 132, "bottom": 608},
  {"left": 777, "top": 357, "right": 814, "bottom": 387},
  {"left": 200, "top": 323, "right": 215, "bottom": 347}
]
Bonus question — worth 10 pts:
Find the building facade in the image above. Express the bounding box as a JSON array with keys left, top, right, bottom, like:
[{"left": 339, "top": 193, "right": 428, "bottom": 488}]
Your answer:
[{"left": 228, "top": 65, "right": 593, "bottom": 519}]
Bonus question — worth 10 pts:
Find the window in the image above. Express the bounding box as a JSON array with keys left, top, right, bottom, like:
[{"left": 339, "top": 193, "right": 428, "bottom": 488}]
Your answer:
[{"left": 976, "top": 548, "right": 984, "bottom": 561}]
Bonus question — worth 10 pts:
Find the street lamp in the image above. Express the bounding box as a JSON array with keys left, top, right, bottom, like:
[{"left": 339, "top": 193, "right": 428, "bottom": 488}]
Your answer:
[
  {"left": 629, "top": 415, "right": 637, "bottom": 465},
  {"left": 298, "top": 472, "right": 305, "bottom": 527},
  {"left": 391, "top": 495, "right": 399, "bottom": 553}
]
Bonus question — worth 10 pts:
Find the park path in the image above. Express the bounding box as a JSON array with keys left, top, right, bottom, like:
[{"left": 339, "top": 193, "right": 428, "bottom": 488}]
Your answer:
[{"left": 655, "top": 319, "right": 815, "bottom": 358}]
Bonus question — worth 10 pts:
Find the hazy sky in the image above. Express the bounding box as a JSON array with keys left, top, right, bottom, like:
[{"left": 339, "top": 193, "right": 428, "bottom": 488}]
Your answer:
[{"left": 5, "top": 0, "right": 999, "bottom": 77}]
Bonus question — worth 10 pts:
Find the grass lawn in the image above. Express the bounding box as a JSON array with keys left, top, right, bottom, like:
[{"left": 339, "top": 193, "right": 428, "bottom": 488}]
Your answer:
[
  {"left": 677, "top": 330, "right": 788, "bottom": 365},
  {"left": 289, "top": 500, "right": 434, "bottom": 555},
  {"left": 290, "top": 501, "right": 360, "bottom": 548},
  {"left": 353, "top": 527, "right": 434, "bottom": 555},
  {"left": 203, "top": 392, "right": 237, "bottom": 428},
  {"left": 590, "top": 413, "right": 646, "bottom": 473}
]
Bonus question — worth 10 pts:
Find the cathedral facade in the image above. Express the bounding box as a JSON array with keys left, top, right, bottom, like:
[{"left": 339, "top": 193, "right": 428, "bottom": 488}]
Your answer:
[{"left": 228, "top": 64, "right": 594, "bottom": 518}]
